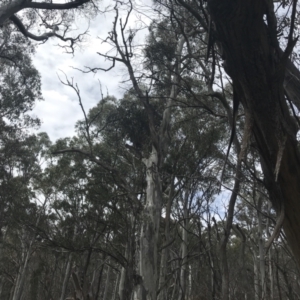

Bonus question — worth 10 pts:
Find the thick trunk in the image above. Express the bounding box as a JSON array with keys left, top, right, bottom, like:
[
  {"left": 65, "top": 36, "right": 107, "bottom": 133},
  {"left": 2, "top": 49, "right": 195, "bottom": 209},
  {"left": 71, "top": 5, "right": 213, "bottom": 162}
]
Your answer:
[
  {"left": 157, "top": 178, "right": 174, "bottom": 300},
  {"left": 134, "top": 34, "right": 185, "bottom": 300},
  {"left": 136, "top": 147, "right": 163, "bottom": 300},
  {"left": 0, "top": 0, "right": 25, "bottom": 26},
  {"left": 208, "top": 0, "right": 300, "bottom": 264}
]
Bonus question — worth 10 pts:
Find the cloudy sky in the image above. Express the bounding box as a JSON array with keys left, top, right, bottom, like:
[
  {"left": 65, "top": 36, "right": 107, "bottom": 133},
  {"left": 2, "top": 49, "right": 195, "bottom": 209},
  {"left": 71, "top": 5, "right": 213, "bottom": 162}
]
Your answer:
[{"left": 31, "top": 0, "right": 152, "bottom": 142}]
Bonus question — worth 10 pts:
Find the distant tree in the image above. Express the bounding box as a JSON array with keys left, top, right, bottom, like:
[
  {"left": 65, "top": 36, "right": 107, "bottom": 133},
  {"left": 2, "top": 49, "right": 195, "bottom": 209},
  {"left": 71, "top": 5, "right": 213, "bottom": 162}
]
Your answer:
[{"left": 170, "top": 0, "right": 300, "bottom": 266}]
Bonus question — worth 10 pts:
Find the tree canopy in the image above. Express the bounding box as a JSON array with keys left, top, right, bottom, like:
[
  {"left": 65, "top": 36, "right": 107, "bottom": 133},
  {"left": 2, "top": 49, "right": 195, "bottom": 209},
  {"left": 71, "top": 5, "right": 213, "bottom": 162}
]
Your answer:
[{"left": 1, "top": 0, "right": 300, "bottom": 299}]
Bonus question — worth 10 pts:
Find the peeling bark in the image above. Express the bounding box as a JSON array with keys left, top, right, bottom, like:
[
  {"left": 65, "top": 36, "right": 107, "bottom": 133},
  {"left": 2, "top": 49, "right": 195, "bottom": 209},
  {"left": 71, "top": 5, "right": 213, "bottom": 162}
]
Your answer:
[
  {"left": 208, "top": 0, "right": 300, "bottom": 265},
  {"left": 134, "top": 35, "right": 185, "bottom": 300},
  {"left": 137, "top": 147, "right": 163, "bottom": 300}
]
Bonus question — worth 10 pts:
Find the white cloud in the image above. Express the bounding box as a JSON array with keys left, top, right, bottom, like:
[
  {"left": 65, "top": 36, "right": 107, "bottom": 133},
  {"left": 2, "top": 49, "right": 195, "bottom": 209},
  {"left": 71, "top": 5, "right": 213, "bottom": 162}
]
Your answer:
[{"left": 31, "top": 0, "right": 148, "bottom": 142}]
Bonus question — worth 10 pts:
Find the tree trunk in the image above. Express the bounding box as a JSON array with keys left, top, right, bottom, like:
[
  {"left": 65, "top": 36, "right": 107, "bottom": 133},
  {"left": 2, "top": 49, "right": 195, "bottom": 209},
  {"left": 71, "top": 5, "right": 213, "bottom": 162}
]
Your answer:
[
  {"left": 267, "top": 202, "right": 274, "bottom": 299},
  {"left": 112, "top": 272, "right": 119, "bottom": 300},
  {"left": 60, "top": 253, "right": 73, "bottom": 300},
  {"left": 103, "top": 263, "right": 111, "bottom": 300},
  {"left": 135, "top": 147, "right": 163, "bottom": 300},
  {"left": 12, "top": 244, "right": 31, "bottom": 300},
  {"left": 0, "top": 227, "right": 7, "bottom": 298},
  {"left": 157, "top": 177, "right": 175, "bottom": 300},
  {"left": 253, "top": 255, "right": 259, "bottom": 300},
  {"left": 188, "top": 264, "right": 192, "bottom": 300},
  {"left": 257, "top": 196, "right": 266, "bottom": 299},
  {"left": 208, "top": 0, "right": 300, "bottom": 265},
  {"left": 134, "top": 34, "right": 185, "bottom": 300},
  {"left": 118, "top": 262, "right": 126, "bottom": 300},
  {"left": 95, "top": 259, "right": 105, "bottom": 300},
  {"left": 178, "top": 192, "right": 189, "bottom": 300},
  {"left": 219, "top": 161, "right": 242, "bottom": 300},
  {"left": 0, "top": 0, "right": 25, "bottom": 26},
  {"left": 232, "top": 224, "right": 247, "bottom": 298},
  {"left": 12, "top": 227, "right": 36, "bottom": 300},
  {"left": 119, "top": 214, "right": 135, "bottom": 300}
]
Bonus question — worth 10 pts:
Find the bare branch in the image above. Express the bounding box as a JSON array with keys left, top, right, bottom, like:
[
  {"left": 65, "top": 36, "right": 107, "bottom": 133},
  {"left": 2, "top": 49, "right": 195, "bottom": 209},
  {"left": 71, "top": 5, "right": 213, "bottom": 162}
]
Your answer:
[
  {"left": 57, "top": 72, "right": 93, "bottom": 153},
  {"left": 10, "top": 14, "right": 56, "bottom": 41},
  {"left": 10, "top": 14, "right": 88, "bottom": 52},
  {"left": 26, "top": 0, "right": 91, "bottom": 10}
]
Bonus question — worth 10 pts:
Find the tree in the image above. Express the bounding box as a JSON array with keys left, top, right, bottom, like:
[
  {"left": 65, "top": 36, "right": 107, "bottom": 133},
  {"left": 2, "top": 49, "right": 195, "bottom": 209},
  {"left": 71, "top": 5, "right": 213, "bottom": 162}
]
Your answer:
[
  {"left": 0, "top": 0, "right": 94, "bottom": 38},
  {"left": 156, "top": 0, "right": 300, "bottom": 279},
  {"left": 204, "top": 0, "right": 300, "bottom": 267},
  {"left": 4, "top": 0, "right": 300, "bottom": 299}
]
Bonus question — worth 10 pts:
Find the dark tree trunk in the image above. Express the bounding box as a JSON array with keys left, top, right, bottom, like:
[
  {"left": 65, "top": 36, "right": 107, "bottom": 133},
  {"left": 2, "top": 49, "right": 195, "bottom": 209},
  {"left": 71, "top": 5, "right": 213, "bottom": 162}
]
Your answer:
[{"left": 208, "top": 0, "right": 300, "bottom": 263}]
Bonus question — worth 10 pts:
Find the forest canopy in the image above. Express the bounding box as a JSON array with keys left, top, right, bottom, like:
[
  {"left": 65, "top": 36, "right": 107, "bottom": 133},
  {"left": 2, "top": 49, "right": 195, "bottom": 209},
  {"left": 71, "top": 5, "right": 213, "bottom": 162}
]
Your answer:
[{"left": 1, "top": 0, "right": 300, "bottom": 299}]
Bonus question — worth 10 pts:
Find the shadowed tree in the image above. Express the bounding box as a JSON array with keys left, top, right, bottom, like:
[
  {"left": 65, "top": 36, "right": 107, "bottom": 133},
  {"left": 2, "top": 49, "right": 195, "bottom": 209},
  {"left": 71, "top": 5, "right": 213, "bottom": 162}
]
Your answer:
[{"left": 163, "top": 0, "right": 300, "bottom": 274}]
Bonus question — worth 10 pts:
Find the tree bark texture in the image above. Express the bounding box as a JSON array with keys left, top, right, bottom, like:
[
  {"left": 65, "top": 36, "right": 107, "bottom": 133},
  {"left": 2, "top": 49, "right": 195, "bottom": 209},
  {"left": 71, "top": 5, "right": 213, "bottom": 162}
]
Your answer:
[
  {"left": 135, "top": 35, "right": 185, "bottom": 300},
  {"left": 157, "top": 177, "right": 174, "bottom": 300},
  {"left": 136, "top": 147, "right": 163, "bottom": 300},
  {"left": 208, "top": 0, "right": 300, "bottom": 264}
]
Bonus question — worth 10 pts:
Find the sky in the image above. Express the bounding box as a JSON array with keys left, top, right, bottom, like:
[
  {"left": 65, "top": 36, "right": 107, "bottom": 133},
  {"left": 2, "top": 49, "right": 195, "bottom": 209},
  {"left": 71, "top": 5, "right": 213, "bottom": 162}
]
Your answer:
[
  {"left": 28, "top": 0, "right": 234, "bottom": 218},
  {"left": 31, "top": 0, "right": 152, "bottom": 142}
]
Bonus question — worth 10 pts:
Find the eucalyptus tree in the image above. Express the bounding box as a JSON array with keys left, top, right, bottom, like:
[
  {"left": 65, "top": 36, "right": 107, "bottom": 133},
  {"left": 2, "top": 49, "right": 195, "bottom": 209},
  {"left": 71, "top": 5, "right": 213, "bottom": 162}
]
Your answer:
[
  {"left": 161, "top": 0, "right": 300, "bottom": 269},
  {"left": 153, "top": 82, "right": 225, "bottom": 298},
  {"left": 67, "top": 1, "right": 241, "bottom": 297},
  {"left": 0, "top": 25, "right": 44, "bottom": 297},
  {"left": 0, "top": 132, "right": 54, "bottom": 300},
  {"left": 51, "top": 91, "right": 151, "bottom": 299}
]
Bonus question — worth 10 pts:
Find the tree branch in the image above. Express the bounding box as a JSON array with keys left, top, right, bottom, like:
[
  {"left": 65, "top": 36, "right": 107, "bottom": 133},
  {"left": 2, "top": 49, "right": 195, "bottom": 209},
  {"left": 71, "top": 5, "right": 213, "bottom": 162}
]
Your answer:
[
  {"left": 10, "top": 14, "right": 55, "bottom": 41},
  {"left": 26, "top": 0, "right": 90, "bottom": 10}
]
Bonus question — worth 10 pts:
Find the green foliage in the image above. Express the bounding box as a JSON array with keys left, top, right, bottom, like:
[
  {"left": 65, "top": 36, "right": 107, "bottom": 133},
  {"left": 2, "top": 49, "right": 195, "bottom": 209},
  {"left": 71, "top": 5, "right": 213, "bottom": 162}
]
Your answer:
[{"left": 0, "top": 27, "right": 42, "bottom": 126}]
